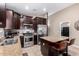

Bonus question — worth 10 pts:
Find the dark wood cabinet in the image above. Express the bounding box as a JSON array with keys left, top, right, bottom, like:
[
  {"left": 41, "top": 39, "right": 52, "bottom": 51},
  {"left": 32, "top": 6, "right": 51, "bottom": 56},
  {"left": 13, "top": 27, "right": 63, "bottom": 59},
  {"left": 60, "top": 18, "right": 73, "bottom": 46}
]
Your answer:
[
  {"left": 13, "top": 12, "right": 20, "bottom": 29},
  {"left": 23, "top": 16, "right": 33, "bottom": 24},
  {"left": 6, "top": 10, "right": 13, "bottom": 29},
  {"left": 34, "top": 17, "right": 47, "bottom": 25},
  {"left": 6, "top": 10, "right": 20, "bottom": 29},
  {"left": 0, "top": 3, "right": 6, "bottom": 28}
]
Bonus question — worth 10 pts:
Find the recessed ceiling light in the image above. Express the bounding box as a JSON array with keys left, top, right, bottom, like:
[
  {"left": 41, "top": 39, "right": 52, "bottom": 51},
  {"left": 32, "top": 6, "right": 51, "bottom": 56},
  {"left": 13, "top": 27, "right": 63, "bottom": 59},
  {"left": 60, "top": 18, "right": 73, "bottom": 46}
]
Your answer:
[
  {"left": 43, "top": 8, "right": 46, "bottom": 12},
  {"left": 25, "top": 6, "right": 29, "bottom": 10}
]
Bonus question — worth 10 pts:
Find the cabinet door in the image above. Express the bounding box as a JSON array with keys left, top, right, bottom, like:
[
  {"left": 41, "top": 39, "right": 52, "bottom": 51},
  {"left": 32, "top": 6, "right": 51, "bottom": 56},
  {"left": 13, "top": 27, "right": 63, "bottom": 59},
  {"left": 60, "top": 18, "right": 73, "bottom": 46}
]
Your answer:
[
  {"left": 23, "top": 16, "right": 33, "bottom": 24},
  {"left": 0, "top": 3, "right": 6, "bottom": 28},
  {"left": 33, "top": 19, "right": 37, "bottom": 32},
  {"left": 16, "top": 14, "right": 20, "bottom": 29},
  {"left": 13, "top": 12, "right": 20, "bottom": 29},
  {"left": 6, "top": 10, "right": 13, "bottom": 29},
  {"left": 36, "top": 17, "right": 47, "bottom": 25}
]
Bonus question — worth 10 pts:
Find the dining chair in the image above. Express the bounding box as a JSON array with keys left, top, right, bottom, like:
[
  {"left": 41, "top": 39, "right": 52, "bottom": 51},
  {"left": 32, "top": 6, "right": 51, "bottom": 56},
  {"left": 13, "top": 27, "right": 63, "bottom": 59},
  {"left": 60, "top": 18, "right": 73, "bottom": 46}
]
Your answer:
[{"left": 68, "top": 39, "right": 75, "bottom": 46}]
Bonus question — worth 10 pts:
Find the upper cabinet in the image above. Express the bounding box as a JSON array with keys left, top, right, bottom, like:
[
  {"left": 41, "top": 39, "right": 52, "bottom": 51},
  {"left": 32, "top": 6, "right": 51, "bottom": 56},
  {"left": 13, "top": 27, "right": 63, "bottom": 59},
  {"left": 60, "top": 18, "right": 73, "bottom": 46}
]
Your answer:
[
  {"left": 12, "top": 12, "right": 20, "bottom": 29},
  {"left": 6, "top": 10, "right": 13, "bottom": 29},
  {"left": 23, "top": 16, "right": 33, "bottom": 24},
  {"left": 0, "top": 3, "right": 6, "bottom": 28},
  {"left": 0, "top": 4, "right": 20, "bottom": 29},
  {"left": 6, "top": 9, "right": 20, "bottom": 29},
  {"left": 33, "top": 17, "right": 47, "bottom": 25}
]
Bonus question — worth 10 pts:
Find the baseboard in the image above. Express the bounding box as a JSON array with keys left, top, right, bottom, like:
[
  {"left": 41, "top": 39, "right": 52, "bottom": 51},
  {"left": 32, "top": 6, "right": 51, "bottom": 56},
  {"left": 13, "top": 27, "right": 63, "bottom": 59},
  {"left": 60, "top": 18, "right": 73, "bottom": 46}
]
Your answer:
[{"left": 72, "top": 45, "right": 79, "bottom": 48}]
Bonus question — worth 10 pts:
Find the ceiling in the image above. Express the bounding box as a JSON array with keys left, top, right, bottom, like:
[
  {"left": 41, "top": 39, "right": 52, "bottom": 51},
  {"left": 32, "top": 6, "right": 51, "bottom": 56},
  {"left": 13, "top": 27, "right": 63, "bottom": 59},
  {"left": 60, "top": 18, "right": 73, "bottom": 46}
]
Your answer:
[{"left": 6, "top": 3, "right": 74, "bottom": 17}]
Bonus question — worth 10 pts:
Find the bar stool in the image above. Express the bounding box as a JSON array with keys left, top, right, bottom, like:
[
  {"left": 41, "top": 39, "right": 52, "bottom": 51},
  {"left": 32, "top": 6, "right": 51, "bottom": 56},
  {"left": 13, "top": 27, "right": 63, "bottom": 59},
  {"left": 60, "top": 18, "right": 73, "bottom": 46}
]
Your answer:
[
  {"left": 68, "top": 39, "right": 75, "bottom": 46},
  {"left": 64, "top": 38, "right": 75, "bottom": 56}
]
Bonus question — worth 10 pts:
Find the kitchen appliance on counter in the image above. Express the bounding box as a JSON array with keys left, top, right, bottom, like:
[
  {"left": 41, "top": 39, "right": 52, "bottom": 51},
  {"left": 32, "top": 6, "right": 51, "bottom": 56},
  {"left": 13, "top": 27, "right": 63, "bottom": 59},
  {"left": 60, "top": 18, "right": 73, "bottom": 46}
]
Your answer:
[{"left": 37, "top": 25, "right": 48, "bottom": 44}]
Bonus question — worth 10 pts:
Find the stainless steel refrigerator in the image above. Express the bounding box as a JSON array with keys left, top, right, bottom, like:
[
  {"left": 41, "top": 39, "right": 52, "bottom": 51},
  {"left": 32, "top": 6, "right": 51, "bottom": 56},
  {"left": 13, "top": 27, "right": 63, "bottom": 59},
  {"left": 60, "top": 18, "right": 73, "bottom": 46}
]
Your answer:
[{"left": 37, "top": 25, "right": 48, "bottom": 44}]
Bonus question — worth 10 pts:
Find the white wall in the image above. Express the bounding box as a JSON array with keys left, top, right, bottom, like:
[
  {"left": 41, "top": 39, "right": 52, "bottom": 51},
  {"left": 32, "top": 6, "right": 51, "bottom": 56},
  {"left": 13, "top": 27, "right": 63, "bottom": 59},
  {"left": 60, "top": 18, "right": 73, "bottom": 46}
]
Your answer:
[{"left": 48, "top": 4, "right": 79, "bottom": 46}]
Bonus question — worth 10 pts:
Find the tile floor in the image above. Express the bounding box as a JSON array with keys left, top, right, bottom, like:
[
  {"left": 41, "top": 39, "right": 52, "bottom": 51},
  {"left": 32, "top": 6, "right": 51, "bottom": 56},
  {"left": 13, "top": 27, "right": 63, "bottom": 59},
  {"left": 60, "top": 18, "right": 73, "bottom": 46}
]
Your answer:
[
  {"left": 22, "top": 45, "right": 42, "bottom": 56},
  {"left": 22, "top": 45, "right": 79, "bottom": 56}
]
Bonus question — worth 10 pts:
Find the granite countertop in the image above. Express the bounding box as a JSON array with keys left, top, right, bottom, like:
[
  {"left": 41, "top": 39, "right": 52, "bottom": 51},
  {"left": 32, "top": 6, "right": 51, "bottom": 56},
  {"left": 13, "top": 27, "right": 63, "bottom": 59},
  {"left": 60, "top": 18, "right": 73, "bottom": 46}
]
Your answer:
[
  {"left": 40, "top": 36, "right": 69, "bottom": 42},
  {"left": 0, "top": 36, "right": 18, "bottom": 46},
  {"left": 4, "top": 38, "right": 18, "bottom": 45}
]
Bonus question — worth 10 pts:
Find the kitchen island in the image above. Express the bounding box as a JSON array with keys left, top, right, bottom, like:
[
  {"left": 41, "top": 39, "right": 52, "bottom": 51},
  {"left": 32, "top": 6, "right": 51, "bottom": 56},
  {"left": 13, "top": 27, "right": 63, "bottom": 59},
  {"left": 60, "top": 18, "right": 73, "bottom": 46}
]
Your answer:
[{"left": 40, "top": 36, "right": 69, "bottom": 56}]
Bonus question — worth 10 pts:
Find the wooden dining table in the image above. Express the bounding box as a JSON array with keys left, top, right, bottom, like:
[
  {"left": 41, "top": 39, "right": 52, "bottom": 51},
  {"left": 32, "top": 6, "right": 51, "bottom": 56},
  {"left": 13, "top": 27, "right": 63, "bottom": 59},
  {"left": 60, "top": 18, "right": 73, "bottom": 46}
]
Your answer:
[{"left": 40, "top": 36, "right": 69, "bottom": 56}]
